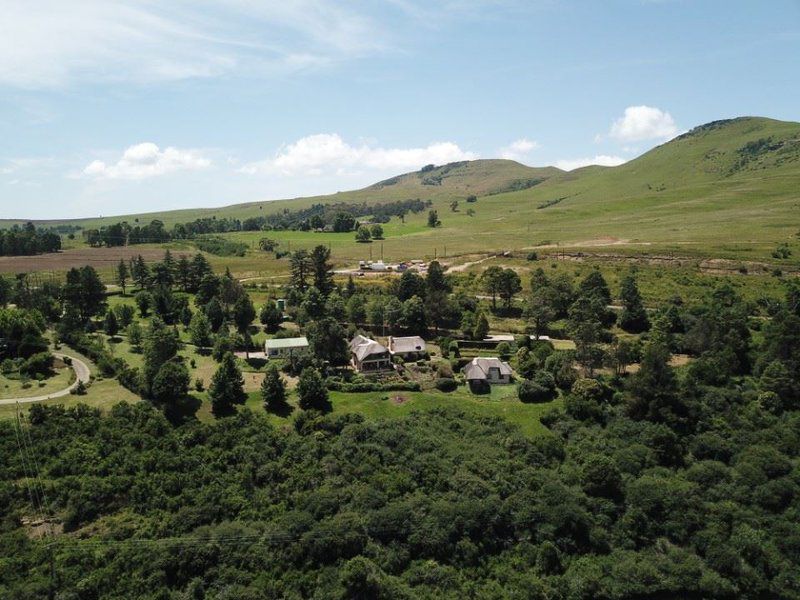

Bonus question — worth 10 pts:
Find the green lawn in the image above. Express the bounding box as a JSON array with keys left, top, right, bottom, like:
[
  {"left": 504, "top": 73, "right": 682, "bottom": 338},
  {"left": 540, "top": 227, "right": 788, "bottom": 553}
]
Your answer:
[
  {"left": 0, "top": 366, "right": 74, "bottom": 400},
  {"left": 193, "top": 382, "right": 559, "bottom": 438}
]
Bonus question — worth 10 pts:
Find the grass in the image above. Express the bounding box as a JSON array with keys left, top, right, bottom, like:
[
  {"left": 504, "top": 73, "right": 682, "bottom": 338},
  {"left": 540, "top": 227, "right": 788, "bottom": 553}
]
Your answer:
[
  {"left": 3, "top": 117, "right": 799, "bottom": 273},
  {"left": 0, "top": 366, "right": 74, "bottom": 399},
  {"left": 193, "top": 381, "right": 559, "bottom": 438}
]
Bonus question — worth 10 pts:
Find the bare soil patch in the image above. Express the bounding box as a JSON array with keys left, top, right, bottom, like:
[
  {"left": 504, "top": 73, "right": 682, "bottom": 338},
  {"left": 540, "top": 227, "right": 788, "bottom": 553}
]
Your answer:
[
  {"left": 0, "top": 247, "right": 194, "bottom": 274},
  {"left": 391, "top": 395, "right": 409, "bottom": 405}
]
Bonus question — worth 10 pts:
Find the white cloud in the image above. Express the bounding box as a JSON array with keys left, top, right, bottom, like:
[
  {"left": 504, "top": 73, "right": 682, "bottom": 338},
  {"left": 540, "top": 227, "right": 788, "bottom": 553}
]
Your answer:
[
  {"left": 241, "top": 134, "right": 477, "bottom": 176},
  {"left": 554, "top": 155, "right": 627, "bottom": 171},
  {"left": 608, "top": 105, "right": 678, "bottom": 142},
  {"left": 499, "top": 138, "right": 539, "bottom": 161},
  {"left": 82, "top": 143, "right": 211, "bottom": 180},
  {"left": 0, "top": 1, "right": 386, "bottom": 89}
]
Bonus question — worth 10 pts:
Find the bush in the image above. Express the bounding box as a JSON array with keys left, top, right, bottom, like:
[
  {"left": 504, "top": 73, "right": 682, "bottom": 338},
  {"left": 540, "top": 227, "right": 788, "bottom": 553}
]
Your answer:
[
  {"left": 435, "top": 377, "right": 458, "bottom": 392},
  {"left": 518, "top": 371, "right": 557, "bottom": 403},
  {"left": 526, "top": 252, "right": 538, "bottom": 261},
  {"left": 496, "top": 342, "right": 511, "bottom": 359},
  {"left": 448, "top": 341, "right": 460, "bottom": 358},
  {"left": 21, "top": 352, "right": 53, "bottom": 377}
]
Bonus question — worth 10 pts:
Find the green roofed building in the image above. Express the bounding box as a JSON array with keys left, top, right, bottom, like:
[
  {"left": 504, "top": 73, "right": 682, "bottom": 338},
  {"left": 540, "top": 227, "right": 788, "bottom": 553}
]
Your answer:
[{"left": 264, "top": 336, "right": 309, "bottom": 359}]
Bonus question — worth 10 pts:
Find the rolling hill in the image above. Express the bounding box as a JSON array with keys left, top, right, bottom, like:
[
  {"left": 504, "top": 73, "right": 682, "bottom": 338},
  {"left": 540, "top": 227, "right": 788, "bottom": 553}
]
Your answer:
[{"left": 2, "top": 116, "right": 800, "bottom": 265}]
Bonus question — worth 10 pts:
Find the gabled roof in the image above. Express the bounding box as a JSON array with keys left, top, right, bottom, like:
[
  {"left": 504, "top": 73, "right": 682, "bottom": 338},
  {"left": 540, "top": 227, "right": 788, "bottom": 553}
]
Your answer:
[
  {"left": 350, "top": 335, "right": 389, "bottom": 361},
  {"left": 463, "top": 357, "right": 513, "bottom": 380},
  {"left": 388, "top": 336, "right": 426, "bottom": 354},
  {"left": 265, "top": 336, "right": 309, "bottom": 350}
]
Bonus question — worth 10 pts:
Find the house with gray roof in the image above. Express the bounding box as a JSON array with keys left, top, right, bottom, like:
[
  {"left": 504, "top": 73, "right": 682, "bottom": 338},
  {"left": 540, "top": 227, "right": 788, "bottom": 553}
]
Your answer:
[
  {"left": 350, "top": 335, "right": 392, "bottom": 372},
  {"left": 463, "top": 357, "right": 513, "bottom": 385},
  {"left": 264, "top": 336, "right": 309, "bottom": 359},
  {"left": 387, "top": 336, "right": 427, "bottom": 360}
]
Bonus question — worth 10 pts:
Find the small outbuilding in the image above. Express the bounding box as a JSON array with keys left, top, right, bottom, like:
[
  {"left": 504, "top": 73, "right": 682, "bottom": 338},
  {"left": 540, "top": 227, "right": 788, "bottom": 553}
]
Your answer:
[
  {"left": 264, "top": 336, "right": 309, "bottom": 359},
  {"left": 350, "top": 335, "right": 392, "bottom": 372},
  {"left": 462, "top": 357, "right": 513, "bottom": 385},
  {"left": 387, "top": 336, "right": 427, "bottom": 360}
]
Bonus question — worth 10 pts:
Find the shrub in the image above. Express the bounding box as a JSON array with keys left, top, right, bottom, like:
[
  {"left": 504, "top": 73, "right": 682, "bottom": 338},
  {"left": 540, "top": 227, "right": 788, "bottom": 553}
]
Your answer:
[
  {"left": 526, "top": 252, "right": 538, "bottom": 261},
  {"left": 518, "top": 375, "right": 556, "bottom": 403},
  {"left": 21, "top": 352, "right": 53, "bottom": 377},
  {"left": 496, "top": 342, "right": 511, "bottom": 359},
  {"left": 448, "top": 341, "right": 460, "bottom": 358},
  {"left": 435, "top": 377, "right": 458, "bottom": 392}
]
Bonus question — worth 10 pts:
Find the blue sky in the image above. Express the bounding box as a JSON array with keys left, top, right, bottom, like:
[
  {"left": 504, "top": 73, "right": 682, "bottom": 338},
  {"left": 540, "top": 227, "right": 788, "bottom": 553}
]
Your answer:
[{"left": 1, "top": 0, "right": 798, "bottom": 220}]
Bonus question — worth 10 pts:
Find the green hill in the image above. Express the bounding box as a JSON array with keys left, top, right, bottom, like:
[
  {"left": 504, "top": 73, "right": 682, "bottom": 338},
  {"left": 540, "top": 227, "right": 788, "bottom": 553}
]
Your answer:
[{"left": 3, "top": 116, "right": 800, "bottom": 263}]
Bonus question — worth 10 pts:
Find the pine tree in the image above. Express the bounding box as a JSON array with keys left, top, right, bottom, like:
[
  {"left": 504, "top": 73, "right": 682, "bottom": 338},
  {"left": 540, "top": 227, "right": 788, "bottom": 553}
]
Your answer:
[
  {"left": 116, "top": 259, "right": 129, "bottom": 295},
  {"left": 619, "top": 274, "right": 650, "bottom": 333},
  {"left": 472, "top": 311, "right": 489, "bottom": 340},
  {"left": 209, "top": 353, "right": 247, "bottom": 417},
  {"left": 310, "top": 245, "right": 334, "bottom": 296},
  {"left": 261, "top": 364, "right": 287, "bottom": 411},
  {"left": 189, "top": 312, "right": 212, "bottom": 349},
  {"left": 104, "top": 310, "right": 119, "bottom": 337}
]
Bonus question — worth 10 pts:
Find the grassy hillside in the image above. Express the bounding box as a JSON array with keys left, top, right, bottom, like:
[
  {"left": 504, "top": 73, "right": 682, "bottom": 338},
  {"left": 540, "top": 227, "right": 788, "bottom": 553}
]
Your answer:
[{"left": 2, "top": 117, "right": 799, "bottom": 267}]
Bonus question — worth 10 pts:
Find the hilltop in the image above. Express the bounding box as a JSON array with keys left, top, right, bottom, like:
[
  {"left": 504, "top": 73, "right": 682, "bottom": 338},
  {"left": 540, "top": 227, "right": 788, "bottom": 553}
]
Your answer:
[{"left": 2, "top": 116, "right": 799, "bottom": 265}]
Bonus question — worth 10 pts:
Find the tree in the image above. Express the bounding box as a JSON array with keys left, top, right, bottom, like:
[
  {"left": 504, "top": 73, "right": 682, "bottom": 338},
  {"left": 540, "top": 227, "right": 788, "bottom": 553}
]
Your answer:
[
  {"left": 384, "top": 297, "right": 403, "bottom": 332},
  {"left": 497, "top": 269, "right": 522, "bottom": 310},
  {"left": 176, "top": 256, "right": 192, "bottom": 292},
  {"left": 481, "top": 266, "right": 504, "bottom": 310},
  {"left": 151, "top": 361, "right": 190, "bottom": 404},
  {"left": 261, "top": 364, "right": 287, "bottom": 411},
  {"left": 116, "top": 260, "right": 129, "bottom": 295},
  {"left": 579, "top": 269, "right": 612, "bottom": 306},
  {"left": 127, "top": 322, "right": 143, "bottom": 350},
  {"left": 195, "top": 274, "right": 220, "bottom": 307},
  {"left": 340, "top": 294, "right": 367, "bottom": 325},
  {"left": 131, "top": 255, "right": 150, "bottom": 289},
  {"left": 626, "top": 342, "right": 685, "bottom": 428},
  {"left": 370, "top": 224, "right": 384, "bottom": 239},
  {"left": 259, "top": 238, "right": 279, "bottom": 252},
  {"left": 63, "top": 266, "right": 106, "bottom": 322},
  {"left": 397, "top": 271, "right": 426, "bottom": 301},
  {"left": 209, "top": 353, "right": 246, "bottom": 417},
  {"left": 473, "top": 311, "right": 489, "bottom": 340},
  {"left": 135, "top": 290, "right": 153, "bottom": 317},
  {"left": 189, "top": 312, "right": 213, "bottom": 349},
  {"left": 427, "top": 210, "right": 440, "bottom": 228},
  {"left": 525, "top": 288, "right": 555, "bottom": 339},
  {"left": 114, "top": 303, "right": 135, "bottom": 328},
  {"left": 290, "top": 249, "right": 312, "bottom": 292},
  {"left": 619, "top": 274, "right": 650, "bottom": 333},
  {"left": 0, "top": 276, "right": 11, "bottom": 308},
  {"left": 355, "top": 226, "right": 372, "bottom": 243},
  {"left": 310, "top": 245, "right": 335, "bottom": 296},
  {"left": 232, "top": 294, "right": 256, "bottom": 334},
  {"left": 466, "top": 194, "right": 477, "bottom": 203},
  {"left": 325, "top": 291, "right": 347, "bottom": 321},
  {"left": 306, "top": 318, "right": 350, "bottom": 366},
  {"left": 426, "top": 261, "right": 449, "bottom": 294},
  {"left": 259, "top": 302, "right": 283, "bottom": 332},
  {"left": 142, "top": 319, "right": 180, "bottom": 397},
  {"left": 103, "top": 310, "right": 119, "bottom": 337},
  {"left": 401, "top": 296, "right": 427, "bottom": 332},
  {"left": 297, "top": 367, "right": 329, "bottom": 411},
  {"left": 205, "top": 297, "right": 225, "bottom": 332}
]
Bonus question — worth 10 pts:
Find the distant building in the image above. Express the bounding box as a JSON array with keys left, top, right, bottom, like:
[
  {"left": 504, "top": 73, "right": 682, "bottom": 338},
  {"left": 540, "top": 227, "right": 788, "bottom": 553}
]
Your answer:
[
  {"left": 462, "top": 357, "right": 513, "bottom": 385},
  {"left": 387, "top": 336, "right": 427, "bottom": 360},
  {"left": 349, "top": 335, "right": 392, "bottom": 372},
  {"left": 264, "top": 336, "right": 309, "bottom": 359}
]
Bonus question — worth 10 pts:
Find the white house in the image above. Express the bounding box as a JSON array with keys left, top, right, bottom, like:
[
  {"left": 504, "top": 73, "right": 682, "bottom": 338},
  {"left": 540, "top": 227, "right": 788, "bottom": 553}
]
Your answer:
[
  {"left": 264, "top": 336, "right": 309, "bottom": 359},
  {"left": 463, "top": 357, "right": 513, "bottom": 385},
  {"left": 349, "top": 335, "right": 392, "bottom": 372},
  {"left": 387, "top": 336, "right": 427, "bottom": 360}
]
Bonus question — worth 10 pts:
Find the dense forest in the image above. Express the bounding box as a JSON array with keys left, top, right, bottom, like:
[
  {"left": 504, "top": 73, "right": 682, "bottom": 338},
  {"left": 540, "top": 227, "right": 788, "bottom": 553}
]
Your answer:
[
  {"left": 0, "top": 222, "right": 61, "bottom": 256},
  {"left": 1, "top": 264, "right": 799, "bottom": 597}
]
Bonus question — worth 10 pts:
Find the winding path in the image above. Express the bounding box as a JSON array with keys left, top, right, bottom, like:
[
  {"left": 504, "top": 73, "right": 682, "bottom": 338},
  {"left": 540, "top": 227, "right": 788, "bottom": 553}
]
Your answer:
[{"left": 0, "top": 353, "right": 91, "bottom": 406}]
